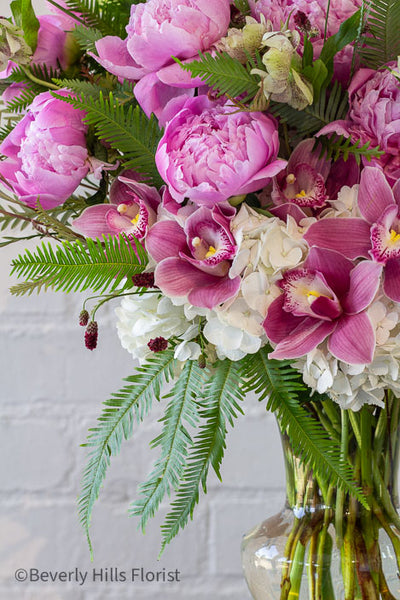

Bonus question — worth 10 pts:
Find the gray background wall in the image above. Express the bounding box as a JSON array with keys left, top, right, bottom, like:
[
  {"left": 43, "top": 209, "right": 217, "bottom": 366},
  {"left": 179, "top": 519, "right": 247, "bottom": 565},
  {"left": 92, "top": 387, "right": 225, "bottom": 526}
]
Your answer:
[{"left": 0, "top": 0, "right": 285, "bottom": 598}]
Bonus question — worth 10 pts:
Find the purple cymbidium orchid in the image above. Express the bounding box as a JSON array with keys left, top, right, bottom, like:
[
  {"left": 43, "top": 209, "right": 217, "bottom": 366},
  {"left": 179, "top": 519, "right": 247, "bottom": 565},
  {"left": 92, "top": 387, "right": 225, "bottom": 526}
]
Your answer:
[
  {"left": 305, "top": 167, "right": 400, "bottom": 302},
  {"left": 270, "top": 139, "right": 359, "bottom": 222},
  {"left": 72, "top": 172, "right": 160, "bottom": 241},
  {"left": 264, "top": 247, "right": 382, "bottom": 364},
  {"left": 146, "top": 203, "right": 241, "bottom": 309}
]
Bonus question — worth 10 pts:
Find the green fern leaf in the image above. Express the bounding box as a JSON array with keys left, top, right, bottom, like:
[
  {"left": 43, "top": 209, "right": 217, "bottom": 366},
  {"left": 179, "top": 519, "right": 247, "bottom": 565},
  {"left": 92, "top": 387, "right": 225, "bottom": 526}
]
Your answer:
[
  {"left": 175, "top": 51, "right": 260, "bottom": 100},
  {"left": 79, "top": 349, "right": 177, "bottom": 555},
  {"left": 131, "top": 360, "right": 206, "bottom": 531},
  {"left": 270, "top": 80, "right": 348, "bottom": 139},
  {"left": 10, "top": 233, "right": 148, "bottom": 296},
  {"left": 240, "top": 346, "right": 367, "bottom": 507},
  {"left": 160, "top": 360, "right": 245, "bottom": 550},
  {"left": 4, "top": 86, "right": 38, "bottom": 113},
  {"left": 47, "top": 0, "right": 125, "bottom": 37},
  {"left": 359, "top": 0, "right": 400, "bottom": 68},
  {"left": 315, "top": 134, "right": 384, "bottom": 164},
  {"left": 52, "top": 91, "right": 163, "bottom": 186},
  {"left": 72, "top": 24, "right": 103, "bottom": 52}
]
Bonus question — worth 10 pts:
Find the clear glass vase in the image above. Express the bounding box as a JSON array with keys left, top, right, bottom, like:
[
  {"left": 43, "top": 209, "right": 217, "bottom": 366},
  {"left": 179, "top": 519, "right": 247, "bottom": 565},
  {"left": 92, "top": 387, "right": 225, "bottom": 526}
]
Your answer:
[{"left": 241, "top": 401, "right": 400, "bottom": 600}]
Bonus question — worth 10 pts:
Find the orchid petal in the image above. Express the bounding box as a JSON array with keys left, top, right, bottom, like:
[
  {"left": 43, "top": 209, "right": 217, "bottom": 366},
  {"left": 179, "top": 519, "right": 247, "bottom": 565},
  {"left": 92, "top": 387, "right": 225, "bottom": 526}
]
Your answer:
[
  {"left": 72, "top": 205, "right": 118, "bottom": 237},
  {"left": 342, "top": 261, "right": 382, "bottom": 314},
  {"left": 328, "top": 313, "right": 375, "bottom": 364},
  {"left": 383, "top": 258, "right": 400, "bottom": 302},
  {"left": 304, "top": 219, "right": 371, "bottom": 259},
  {"left": 268, "top": 318, "right": 336, "bottom": 360},
  {"left": 358, "top": 167, "right": 395, "bottom": 224},
  {"left": 146, "top": 221, "right": 188, "bottom": 262},
  {"left": 263, "top": 295, "right": 306, "bottom": 344},
  {"left": 304, "top": 247, "right": 354, "bottom": 298}
]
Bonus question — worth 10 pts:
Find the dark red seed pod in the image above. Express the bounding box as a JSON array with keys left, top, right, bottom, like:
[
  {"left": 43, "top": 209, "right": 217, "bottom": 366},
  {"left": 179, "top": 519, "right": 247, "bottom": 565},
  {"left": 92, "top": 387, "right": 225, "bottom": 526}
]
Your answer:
[
  {"left": 132, "top": 272, "right": 156, "bottom": 288},
  {"left": 79, "top": 309, "right": 89, "bottom": 327},
  {"left": 147, "top": 337, "right": 168, "bottom": 353},
  {"left": 85, "top": 321, "right": 98, "bottom": 351}
]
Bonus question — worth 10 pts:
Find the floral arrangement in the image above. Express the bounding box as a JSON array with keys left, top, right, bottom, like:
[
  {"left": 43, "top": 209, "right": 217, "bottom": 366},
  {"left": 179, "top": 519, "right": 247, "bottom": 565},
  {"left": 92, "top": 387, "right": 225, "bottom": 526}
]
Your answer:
[{"left": 2, "top": 0, "right": 400, "bottom": 597}]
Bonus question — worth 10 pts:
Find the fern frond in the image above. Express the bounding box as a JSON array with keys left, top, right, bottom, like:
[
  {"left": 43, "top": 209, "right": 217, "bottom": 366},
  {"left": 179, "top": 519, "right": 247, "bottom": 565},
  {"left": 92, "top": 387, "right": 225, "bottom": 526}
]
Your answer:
[
  {"left": 72, "top": 24, "right": 103, "bottom": 52},
  {"left": 359, "top": 0, "right": 400, "bottom": 68},
  {"left": 131, "top": 360, "right": 206, "bottom": 531},
  {"left": 175, "top": 51, "right": 260, "bottom": 101},
  {"left": 79, "top": 349, "right": 177, "bottom": 555},
  {"left": 270, "top": 80, "right": 348, "bottom": 140},
  {"left": 315, "top": 134, "right": 384, "bottom": 164},
  {"left": 52, "top": 78, "right": 106, "bottom": 99},
  {"left": 10, "top": 233, "right": 147, "bottom": 296},
  {"left": 160, "top": 360, "right": 245, "bottom": 550},
  {"left": 0, "top": 201, "right": 37, "bottom": 232},
  {"left": 53, "top": 91, "right": 163, "bottom": 186},
  {"left": 240, "top": 347, "right": 367, "bottom": 507},
  {"left": 48, "top": 0, "right": 130, "bottom": 37},
  {"left": 4, "top": 86, "right": 38, "bottom": 113}
]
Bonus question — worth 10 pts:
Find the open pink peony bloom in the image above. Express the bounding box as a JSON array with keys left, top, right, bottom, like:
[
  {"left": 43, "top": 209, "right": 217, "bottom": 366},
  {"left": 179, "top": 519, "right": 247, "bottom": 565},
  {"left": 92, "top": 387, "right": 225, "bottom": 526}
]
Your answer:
[
  {"left": 305, "top": 167, "right": 400, "bottom": 302},
  {"left": 264, "top": 247, "right": 382, "bottom": 364},
  {"left": 72, "top": 173, "right": 160, "bottom": 241},
  {"left": 146, "top": 203, "right": 241, "bottom": 309},
  {"left": 156, "top": 95, "right": 286, "bottom": 207},
  {"left": 319, "top": 66, "right": 400, "bottom": 184},
  {"left": 270, "top": 139, "right": 359, "bottom": 222},
  {"left": 0, "top": 90, "right": 88, "bottom": 209},
  {"left": 92, "top": 0, "right": 230, "bottom": 117}
]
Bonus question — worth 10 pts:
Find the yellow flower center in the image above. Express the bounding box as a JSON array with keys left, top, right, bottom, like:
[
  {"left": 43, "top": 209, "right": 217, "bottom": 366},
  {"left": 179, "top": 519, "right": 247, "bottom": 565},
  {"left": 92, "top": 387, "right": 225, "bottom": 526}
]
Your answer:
[
  {"left": 389, "top": 229, "right": 400, "bottom": 244},
  {"left": 295, "top": 189, "right": 307, "bottom": 199},
  {"left": 131, "top": 213, "right": 140, "bottom": 226},
  {"left": 205, "top": 245, "right": 217, "bottom": 259},
  {"left": 306, "top": 290, "right": 322, "bottom": 305}
]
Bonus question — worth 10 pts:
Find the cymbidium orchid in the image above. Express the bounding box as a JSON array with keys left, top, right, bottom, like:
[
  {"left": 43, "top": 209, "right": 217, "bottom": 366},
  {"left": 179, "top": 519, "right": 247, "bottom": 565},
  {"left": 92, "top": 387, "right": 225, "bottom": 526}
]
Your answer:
[
  {"left": 72, "top": 173, "right": 160, "bottom": 241},
  {"left": 146, "top": 203, "right": 240, "bottom": 309},
  {"left": 305, "top": 167, "right": 400, "bottom": 302},
  {"left": 264, "top": 247, "right": 382, "bottom": 364}
]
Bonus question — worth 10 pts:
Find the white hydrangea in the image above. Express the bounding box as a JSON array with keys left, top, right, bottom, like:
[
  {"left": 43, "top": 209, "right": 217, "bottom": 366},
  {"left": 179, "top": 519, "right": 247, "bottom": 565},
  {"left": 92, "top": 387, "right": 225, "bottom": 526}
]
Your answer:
[
  {"left": 294, "top": 298, "right": 400, "bottom": 410},
  {"left": 321, "top": 184, "right": 361, "bottom": 219},
  {"left": 115, "top": 294, "right": 201, "bottom": 363}
]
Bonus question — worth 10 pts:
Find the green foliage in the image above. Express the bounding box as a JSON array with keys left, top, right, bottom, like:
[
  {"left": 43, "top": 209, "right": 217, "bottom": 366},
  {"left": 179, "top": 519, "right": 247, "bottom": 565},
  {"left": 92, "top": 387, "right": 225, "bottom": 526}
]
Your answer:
[
  {"left": 175, "top": 51, "right": 260, "bottom": 101},
  {"left": 72, "top": 24, "right": 103, "bottom": 53},
  {"left": 3, "top": 86, "right": 38, "bottom": 113},
  {"left": 0, "top": 199, "right": 37, "bottom": 232},
  {"left": 315, "top": 134, "right": 384, "bottom": 164},
  {"left": 131, "top": 360, "right": 206, "bottom": 532},
  {"left": 160, "top": 360, "right": 245, "bottom": 550},
  {"left": 21, "top": 0, "right": 40, "bottom": 52},
  {"left": 10, "top": 233, "right": 147, "bottom": 296},
  {"left": 233, "top": 0, "right": 251, "bottom": 15},
  {"left": 240, "top": 347, "right": 367, "bottom": 507},
  {"left": 79, "top": 349, "right": 178, "bottom": 555},
  {"left": 47, "top": 0, "right": 130, "bottom": 38},
  {"left": 358, "top": 0, "right": 400, "bottom": 68},
  {"left": 53, "top": 91, "right": 163, "bottom": 186},
  {"left": 319, "top": 9, "right": 362, "bottom": 64},
  {"left": 270, "top": 80, "right": 349, "bottom": 140}
]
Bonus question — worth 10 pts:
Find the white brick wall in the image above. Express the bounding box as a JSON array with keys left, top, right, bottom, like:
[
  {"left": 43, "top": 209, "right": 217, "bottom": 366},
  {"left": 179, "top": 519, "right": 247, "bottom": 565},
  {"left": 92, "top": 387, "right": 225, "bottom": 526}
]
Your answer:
[{"left": 0, "top": 2, "right": 286, "bottom": 597}]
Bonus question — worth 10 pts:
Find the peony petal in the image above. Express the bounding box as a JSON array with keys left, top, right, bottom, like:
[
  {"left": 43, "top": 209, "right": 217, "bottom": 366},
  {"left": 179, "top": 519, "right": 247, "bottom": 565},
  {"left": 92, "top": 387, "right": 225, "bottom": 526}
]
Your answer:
[
  {"left": 134, "top": 71, "right": 192, "bottom": 119},
  {"left": 383, "top": 258, "right": 400, "bottom": 302},
  {"left": 304, "top": 219, "right": 371, "bottom": 259},
  {"left": 304, "top": 247, "right": 354, "bottom": 298},
  {"left": 91, "top": 36, "right": 145, "bottom": 81},
  {"left": 342, "top": 261, "right": 382, "bottom": 314},
  {"left": 263, "top": 295, "right": 305, "bottom": 343},
  {"left": 269, "top": 318, "right": 336, "bottom": 360},
  {"left": 328, "top": 313, "right": 375, "bottom": 364},
  {"left": 146, "top": 220, "right": 188, "bottom": 263},
  {"left": 358, "top": 167, "right": 395, "bottom": 224}
]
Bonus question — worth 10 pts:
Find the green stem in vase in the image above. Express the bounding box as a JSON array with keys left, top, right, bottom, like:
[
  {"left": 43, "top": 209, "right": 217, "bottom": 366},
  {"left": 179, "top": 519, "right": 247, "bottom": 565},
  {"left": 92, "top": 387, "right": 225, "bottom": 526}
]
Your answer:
[{"left": 335, "top": 409, "right": 349, "bottom": 548}]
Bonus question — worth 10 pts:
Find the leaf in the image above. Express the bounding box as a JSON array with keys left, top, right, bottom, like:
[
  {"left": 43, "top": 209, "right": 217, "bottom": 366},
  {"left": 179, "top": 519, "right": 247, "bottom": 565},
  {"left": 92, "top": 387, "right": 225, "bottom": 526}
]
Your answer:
[
  {"left": 10, "top": 233, "right": 148, "bottom": 296},
  {"left": 72, "top": 24, "right": 103, "bottom": 53},
  {"left": 160, "top": 360, "right": 245, "bottom": 551},
  {"left": 47, "top": 0, "right": 131, "bottom": 38},
  {"left": 175, "top": 51, "right": 260, "bottom": 101},
  {"left": 315, "top": 134, "right": 384, "bottom": 164},
  {"left": 270, "top": 80, "right": 349, "bottom": 140},
  {"left": 78, "top": 349, "right": 177, "bottom": 556},
  {"left": 3, "top": 86, "right": 38, "bottom": 113},
  {"left": 21, "top": 0, "right": 40, "bottom": 52},
  {"left": 52, "top": 91, "right": 163, "bottom": 186},
  {"left": 240, "top": 347, "right": 368, "bottom": 508},
  {"left": 131, "top": 360, "right": 206, "bottom": 532},
  {"left": 319, "top": 9, "right": 362, "bottom": 64},
  {"left": 358, "top": 0, "right": 400, "bottom": 68}
]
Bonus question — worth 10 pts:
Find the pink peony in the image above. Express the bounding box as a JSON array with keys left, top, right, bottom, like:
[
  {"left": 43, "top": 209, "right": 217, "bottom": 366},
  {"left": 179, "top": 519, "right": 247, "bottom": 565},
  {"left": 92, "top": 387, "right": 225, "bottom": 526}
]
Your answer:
[
  {"left": 320, "top": 66, "right": 400, "bottom": 185},
  {"left": 0, "top": 90, "right": 88, "bottom": 209},
  {"left": 155, "top": 95, "right": 286, "bottom": 207},
  {"left": 93, "top": 0, "right": 230, "bottom": 117}
]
